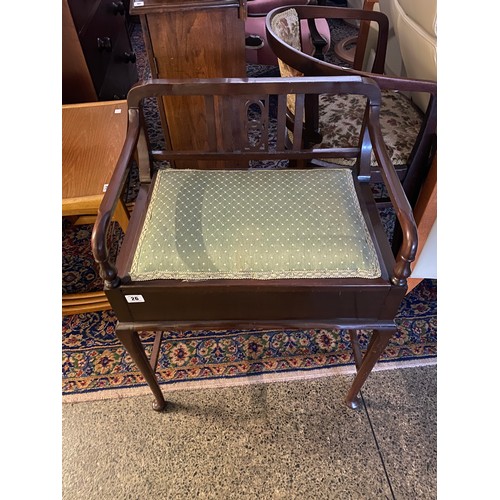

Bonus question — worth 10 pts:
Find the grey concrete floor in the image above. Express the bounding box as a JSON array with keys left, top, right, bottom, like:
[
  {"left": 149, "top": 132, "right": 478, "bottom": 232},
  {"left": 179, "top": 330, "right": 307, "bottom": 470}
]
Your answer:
[{"left": 62, "top": 365, "right": 436, "bottom": 499}]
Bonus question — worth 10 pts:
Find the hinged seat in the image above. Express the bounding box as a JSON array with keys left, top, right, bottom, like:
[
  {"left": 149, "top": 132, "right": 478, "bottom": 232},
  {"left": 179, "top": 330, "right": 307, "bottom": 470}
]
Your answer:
[{"left": 130, "top": 168, "right": 381, "bottom": 281}]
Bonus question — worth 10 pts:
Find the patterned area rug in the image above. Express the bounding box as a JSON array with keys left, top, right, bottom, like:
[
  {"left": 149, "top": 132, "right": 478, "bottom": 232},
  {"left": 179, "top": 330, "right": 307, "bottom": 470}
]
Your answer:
[{"left": 62, "top": 279, "right": 436, "bottom": 401}]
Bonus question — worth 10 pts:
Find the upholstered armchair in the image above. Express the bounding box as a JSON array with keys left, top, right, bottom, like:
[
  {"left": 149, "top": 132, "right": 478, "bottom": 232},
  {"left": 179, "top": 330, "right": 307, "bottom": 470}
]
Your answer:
[
  {"left": 349, "top": 0, "right": 437, "bottom": 111},
  {"left": 265, "top": 5, "right": 437, "bottom": 214}
]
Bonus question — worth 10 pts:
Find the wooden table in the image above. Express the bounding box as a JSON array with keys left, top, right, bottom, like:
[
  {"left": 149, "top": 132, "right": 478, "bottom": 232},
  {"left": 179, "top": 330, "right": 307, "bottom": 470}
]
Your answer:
[{"left": 62, "top": 100, "right": 129, "bottom": 315}]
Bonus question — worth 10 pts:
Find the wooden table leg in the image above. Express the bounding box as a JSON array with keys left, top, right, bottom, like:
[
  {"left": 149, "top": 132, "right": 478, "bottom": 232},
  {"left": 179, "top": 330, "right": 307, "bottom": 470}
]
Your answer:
[
  {"left": 113, "top": 198, "right": 129, "bottom": 232},
  {"left": 62, "top": 199, "right": 129, "bottom": 315}
]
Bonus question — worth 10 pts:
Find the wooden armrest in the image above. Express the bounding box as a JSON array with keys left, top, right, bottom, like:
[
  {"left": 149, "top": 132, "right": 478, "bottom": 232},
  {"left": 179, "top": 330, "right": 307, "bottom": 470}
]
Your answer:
[
  {"left": 368, "top": 103, "right": 418, "bottom": 285},
  {"left": 267, "top": 5, "right": 389, "bottom": 73},
  {"left": 92, "top": 108, "right": 141, "bottom": 288}
]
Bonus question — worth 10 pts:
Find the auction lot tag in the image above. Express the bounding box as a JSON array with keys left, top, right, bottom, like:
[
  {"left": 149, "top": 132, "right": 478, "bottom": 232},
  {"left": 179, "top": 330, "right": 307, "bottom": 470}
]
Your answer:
[{"left": 125, "top": 295, "right": 145, "bottom": 303}]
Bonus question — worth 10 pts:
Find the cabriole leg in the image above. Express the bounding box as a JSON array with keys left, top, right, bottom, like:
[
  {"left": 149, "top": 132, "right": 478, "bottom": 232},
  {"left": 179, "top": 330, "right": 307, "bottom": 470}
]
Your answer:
[
  {"left": 345, "top": 328, "right": 395, "bottom": 410},
  {"left": 115, "top": 326, "right": 167, "bottom": 411}
]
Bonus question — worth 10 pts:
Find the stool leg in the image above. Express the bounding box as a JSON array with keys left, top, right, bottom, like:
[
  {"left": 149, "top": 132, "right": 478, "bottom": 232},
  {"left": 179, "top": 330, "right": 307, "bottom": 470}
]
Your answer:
[
  {"left": 345, "top": 329, "right": 395, "bottom": 409},
  {"left": 116, "top": 326, "right": 167, "bottom": 411}
]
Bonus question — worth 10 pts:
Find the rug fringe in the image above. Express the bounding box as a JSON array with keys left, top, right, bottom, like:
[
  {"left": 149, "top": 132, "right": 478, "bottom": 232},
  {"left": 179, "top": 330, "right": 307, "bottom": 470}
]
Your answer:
[{"left": 62, "top": 357, "right": 436, "bottom": 405}]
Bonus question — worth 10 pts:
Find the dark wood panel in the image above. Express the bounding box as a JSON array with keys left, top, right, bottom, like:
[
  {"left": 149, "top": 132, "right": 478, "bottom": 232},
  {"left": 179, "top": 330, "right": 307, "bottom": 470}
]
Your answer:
[
  {"left": 79, "top": 0, "right": 128, "bottom": 93},
  {"left": 145, "top": 8, "right": 246, "bottom": 164},
  {"left": 62, "top": 0, "right": 138, "bottom": 104},
  {"left": 62, "top": 0, "right": 98, "bottom": 104},
  {"left": 67, "top": 0, "right": 101, "bottom": 33},
  {"left": 99, "top": 27, "right": 139, "bottom": 100}
]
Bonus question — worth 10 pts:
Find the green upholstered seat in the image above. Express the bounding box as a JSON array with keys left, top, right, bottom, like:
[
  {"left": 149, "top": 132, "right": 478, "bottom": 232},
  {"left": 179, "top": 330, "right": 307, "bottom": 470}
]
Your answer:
[{"left": 130, "top": 168, "right": 381, "bottom": 281}]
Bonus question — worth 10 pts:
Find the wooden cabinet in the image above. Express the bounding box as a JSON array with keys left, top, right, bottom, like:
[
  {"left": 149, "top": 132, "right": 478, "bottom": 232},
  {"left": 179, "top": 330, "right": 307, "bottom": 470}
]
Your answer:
[
  {"left": 62, "top": 0, "right": 138, "bottom": 104},
  {"left": 130, "top": 0, "right": 247, "bottom": 164}
]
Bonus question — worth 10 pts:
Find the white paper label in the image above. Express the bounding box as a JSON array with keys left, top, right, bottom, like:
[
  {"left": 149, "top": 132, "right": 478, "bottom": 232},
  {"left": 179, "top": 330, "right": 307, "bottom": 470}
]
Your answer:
[
  {"left": 134, "top": 1, "right": 144, "bottom": 6},
  {"left": 102, "top": 183, "right": 108, "bottom": 192},
  {"left": 125, "top": 294, "right": 145, "bottom": 303},
  {"left": 114, "top": 108, "right": 122, "bottom": 114}
]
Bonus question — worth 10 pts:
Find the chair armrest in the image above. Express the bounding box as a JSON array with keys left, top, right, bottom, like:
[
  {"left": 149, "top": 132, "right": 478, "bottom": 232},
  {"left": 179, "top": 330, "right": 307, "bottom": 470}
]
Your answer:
[
  {"left": 267, "top": 5, "right": 389, "bottom": 73},
  {"left": 368, "top": 104, "right": 418, "bottom": 285},
  {"left": 91, "top": 108, "right": 141, "bottom": 288}
]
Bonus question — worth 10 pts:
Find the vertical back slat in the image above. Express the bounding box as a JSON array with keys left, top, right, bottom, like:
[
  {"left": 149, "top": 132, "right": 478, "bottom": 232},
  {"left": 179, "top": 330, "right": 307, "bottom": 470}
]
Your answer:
[
  {"left": 232, "top": 95, "right": 246, "bottom": 152},
  {"left": 292, "top": 93, "right": 304, "bottom": 150},
  {"left": 276, "top": 93, "right": 287, "bottom": 151},
  {"left": 262, "top": 96, "right": 269, "bottom": 151},
  {"left": 204, "top": 95, "right": 217, "bottom": 152}
]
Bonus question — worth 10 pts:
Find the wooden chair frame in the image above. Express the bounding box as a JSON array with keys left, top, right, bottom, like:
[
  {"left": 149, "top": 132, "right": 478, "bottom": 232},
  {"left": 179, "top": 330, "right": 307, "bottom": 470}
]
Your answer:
[{"left": 92, "top": 76, "right": 417, "bottom": 412}]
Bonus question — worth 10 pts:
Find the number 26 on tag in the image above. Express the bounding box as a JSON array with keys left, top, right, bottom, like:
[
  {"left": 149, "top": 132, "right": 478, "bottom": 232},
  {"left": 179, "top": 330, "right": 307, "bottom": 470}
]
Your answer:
[{"left": 125, "top": 295, "right": 145, "bottom": 303}]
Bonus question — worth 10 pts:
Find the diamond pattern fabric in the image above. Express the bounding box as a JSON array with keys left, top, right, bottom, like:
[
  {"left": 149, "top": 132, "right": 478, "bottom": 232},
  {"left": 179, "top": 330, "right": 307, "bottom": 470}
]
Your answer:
[{"left": 129, "top": 169, "right": 381, "bottom": 281}]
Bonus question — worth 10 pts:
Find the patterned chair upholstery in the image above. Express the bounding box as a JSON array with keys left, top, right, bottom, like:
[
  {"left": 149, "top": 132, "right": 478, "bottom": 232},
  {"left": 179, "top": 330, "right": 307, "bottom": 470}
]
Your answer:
[{"left": 245, "top": 0, "right": 331, "bottom": 66}]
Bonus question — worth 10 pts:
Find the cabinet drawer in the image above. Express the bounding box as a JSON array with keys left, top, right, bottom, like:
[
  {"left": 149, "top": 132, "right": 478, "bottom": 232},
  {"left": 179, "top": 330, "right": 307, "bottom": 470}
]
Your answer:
[
  {"left": 79, "top": 0, "right": 126, "bottom": 93},
  {"left": 98, "top": 27, "right": 138, "bottom": 100}
]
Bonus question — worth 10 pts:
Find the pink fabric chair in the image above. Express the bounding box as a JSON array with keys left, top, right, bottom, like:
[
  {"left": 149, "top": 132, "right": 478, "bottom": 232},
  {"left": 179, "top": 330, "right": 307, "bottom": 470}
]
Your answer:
[{"left": 245, "top": 0, "right": 331, "bottom": 65}]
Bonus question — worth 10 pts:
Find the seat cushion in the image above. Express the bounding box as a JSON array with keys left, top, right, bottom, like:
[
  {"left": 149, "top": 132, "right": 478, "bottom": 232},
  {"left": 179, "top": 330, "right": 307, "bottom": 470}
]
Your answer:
[
  {"left": 130, "top": 169, "right": 381, "bottom": 281},
  {"left": 317, "top": 90, "right": 423, "bottom": 166}
]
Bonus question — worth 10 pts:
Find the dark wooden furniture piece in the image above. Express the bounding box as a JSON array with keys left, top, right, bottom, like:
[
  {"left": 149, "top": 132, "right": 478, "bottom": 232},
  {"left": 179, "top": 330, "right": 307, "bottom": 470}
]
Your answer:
[
  {"left": 333, "top": 0, "right": 378, "bottom": 69},
  {"left": 265, "top": 5, "right": 437, "bottom": 211},
  {"left": 245, "top": 0, "right": 331, "bottom": 65},
  {"left": 62, "top": 0, "right": 138, "bottom": 104},
  {"left": 129, "top": 0, "right": 247, "bottom": 164},
  {"left": 63, "top": 100, "right": 130, "bottom": 315},
  {"left": 92, "top": 76, "right": 418, "bottom": 411}
]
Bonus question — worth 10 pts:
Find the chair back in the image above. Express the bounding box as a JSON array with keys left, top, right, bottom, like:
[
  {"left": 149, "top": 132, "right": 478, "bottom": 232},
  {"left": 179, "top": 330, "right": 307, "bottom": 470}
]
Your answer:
[{"left": 134, "top": 77, "right": 381, "bottom": 169}]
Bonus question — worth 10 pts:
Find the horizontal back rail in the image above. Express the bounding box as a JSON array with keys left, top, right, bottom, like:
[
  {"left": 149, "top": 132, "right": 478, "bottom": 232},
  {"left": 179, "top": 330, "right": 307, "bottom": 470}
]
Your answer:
[
  {"left": 127, "top": 76, "right": 382, "bottom": 104},
  {"left": 127, "top": 76, "right": 381, "bottom": 163}
]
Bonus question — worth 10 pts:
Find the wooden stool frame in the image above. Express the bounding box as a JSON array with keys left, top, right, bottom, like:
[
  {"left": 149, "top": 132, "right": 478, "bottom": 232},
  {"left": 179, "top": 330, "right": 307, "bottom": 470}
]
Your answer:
[{"left": 92, "top": 77, "right": 417, "bottom": 411}]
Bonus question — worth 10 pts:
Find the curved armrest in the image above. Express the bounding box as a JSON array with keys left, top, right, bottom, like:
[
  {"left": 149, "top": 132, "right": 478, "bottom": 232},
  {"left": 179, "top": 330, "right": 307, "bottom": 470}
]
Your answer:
[
  {"left": 368, "top": 104, "right": 418, "bottom": 285},
  {"left": 91, "top": 108, "right": 141, "bottom": 288},
  {"left": 267, "top": 5, "right": 389, "bottom": 73},
  {"left": 266, "top": 4, "right": 437, "bottom": 210},
  {"left": 266, "top": 5, "right": 437, "bottom": 96}
]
